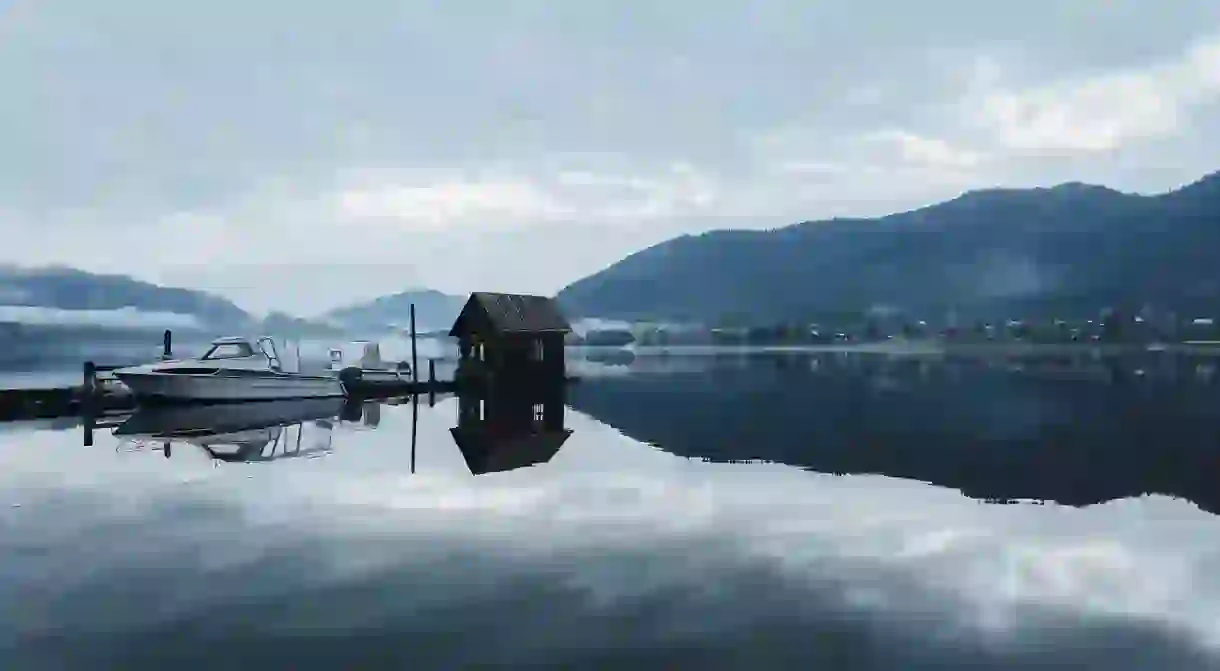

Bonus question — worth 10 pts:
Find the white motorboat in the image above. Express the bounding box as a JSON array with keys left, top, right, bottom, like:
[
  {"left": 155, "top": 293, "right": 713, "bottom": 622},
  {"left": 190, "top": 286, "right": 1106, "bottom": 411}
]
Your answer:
[
  {"left": 113, "top": 336, "right": 346, "bottom": 403},
  {"left": 328, "top": 341, "right": 415, "bottom": 384}
]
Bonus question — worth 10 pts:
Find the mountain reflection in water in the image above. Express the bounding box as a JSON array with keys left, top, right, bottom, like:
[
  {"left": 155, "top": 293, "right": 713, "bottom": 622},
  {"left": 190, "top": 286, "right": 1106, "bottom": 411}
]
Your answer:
[
  {"left": 2, "top": 351, "right": 1220, "bottom": 669},
  {"left": 570, "top": 350, "right": 1220, "bottom": 513}
]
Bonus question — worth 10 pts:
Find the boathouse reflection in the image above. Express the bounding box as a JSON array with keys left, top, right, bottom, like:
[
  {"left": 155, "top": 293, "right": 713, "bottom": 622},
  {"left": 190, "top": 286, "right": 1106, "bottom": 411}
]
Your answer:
[{"left": 449, "top": 386, "right": 571, "bottom": 475}]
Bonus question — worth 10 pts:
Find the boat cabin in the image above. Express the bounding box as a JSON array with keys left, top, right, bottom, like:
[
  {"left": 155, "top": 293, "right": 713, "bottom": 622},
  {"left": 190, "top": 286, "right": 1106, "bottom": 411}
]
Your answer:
[
  {"left": 200, "top": 336, "right": 282, "bottom": 370},
  {"left": 201, "top": 337, "right": 258, "bottom": 361},
  {"left": 149, "top": 336, "right": 285, "bottom": 373}
]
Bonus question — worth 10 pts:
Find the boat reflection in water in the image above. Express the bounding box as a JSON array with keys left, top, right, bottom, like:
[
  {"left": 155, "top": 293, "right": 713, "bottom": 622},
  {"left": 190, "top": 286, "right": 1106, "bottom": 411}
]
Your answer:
[
  {"left": 108, "top": 397, "right": 350, "bottom": 462},
  {"left": 92, "top": 386, "right": 572, "bottom": 474}
]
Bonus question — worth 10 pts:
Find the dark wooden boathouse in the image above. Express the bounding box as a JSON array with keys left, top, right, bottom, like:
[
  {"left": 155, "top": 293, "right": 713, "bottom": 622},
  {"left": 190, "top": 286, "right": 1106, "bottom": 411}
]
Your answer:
[{"left": 450, "top": 292, "right": 571, "bottom": 388}]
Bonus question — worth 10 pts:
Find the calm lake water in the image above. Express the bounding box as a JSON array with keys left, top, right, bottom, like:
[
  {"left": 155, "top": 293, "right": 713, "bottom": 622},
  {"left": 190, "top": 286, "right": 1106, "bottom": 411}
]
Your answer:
[{"left": 3, "top": 350, "right": 1220, "bottom": 669}]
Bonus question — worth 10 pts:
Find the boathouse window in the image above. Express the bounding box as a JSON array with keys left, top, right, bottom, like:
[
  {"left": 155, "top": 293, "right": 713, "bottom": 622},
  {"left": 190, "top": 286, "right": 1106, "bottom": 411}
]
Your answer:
[
  {"left": 532, "top": 339, "right": 545, "bottom": 361},
  {"left": 202, "top": 342, "right": 255, "bottom": 360},
  {"left": 533, "top": 403, "right": 545, "bottom": 422}
]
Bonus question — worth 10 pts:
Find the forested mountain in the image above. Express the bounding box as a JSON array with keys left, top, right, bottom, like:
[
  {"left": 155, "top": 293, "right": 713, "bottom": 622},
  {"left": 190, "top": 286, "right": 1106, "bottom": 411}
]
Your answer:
[{"left": 557, "top": 171, "right": 1220, "bottom": 324}]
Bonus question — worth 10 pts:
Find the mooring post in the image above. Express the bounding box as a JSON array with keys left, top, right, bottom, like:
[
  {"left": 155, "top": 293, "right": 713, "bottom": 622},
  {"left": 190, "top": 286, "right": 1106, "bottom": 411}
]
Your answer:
[
  {"left": 82, "top": 360, "right": 96, "bottom": 398},
  {"left": 428, "top": 358, "right": 436, "bottom": 407},
  {"left": 409, "top": 303, "right": 419, "bottom": 384},
  {"left": 162, "top": 329, "right": 173, "bottom": 360},
  {"left": 81, "top": 360, "right": 97, "bottom": 436},
  {"left": 82, "top": 410, "right": 94, "bottom": 447}
]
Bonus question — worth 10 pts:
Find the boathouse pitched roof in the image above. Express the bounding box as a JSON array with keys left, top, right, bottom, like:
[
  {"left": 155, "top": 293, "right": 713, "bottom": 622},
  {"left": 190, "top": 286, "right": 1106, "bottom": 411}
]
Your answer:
[
  {"left": 449, "top": 426, "right": 573, "bottom": 474},
  {"left": 449, "top": 292, "right": 572, "bottom": 336}
]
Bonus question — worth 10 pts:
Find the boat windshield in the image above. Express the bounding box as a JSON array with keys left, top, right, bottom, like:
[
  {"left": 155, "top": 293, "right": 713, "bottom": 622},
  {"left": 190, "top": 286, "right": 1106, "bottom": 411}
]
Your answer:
[{"left": 201, "top": 342, "right": 256, "bottom": 360}]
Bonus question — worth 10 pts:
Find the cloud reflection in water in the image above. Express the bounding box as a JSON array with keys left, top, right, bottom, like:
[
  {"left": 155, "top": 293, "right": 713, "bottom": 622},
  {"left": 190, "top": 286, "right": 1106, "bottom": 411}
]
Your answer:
[{"left": 0, "top": 394, "right": 1218, "bottom": 668}]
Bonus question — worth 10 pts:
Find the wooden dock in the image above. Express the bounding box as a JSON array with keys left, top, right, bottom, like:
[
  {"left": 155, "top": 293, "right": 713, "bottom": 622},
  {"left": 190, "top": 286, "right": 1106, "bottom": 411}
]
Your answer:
[
  {"left": 0, "top": 375, "right": 581, "bottom": 423},
  {"left": 0, "top": 358, "right": 459, "bottom": 423}
]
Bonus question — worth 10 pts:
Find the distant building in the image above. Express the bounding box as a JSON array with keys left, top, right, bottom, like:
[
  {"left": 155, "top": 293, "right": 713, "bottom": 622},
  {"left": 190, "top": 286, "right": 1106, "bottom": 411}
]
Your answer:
[
  {"left": 710, "top": 327, "right": 750, "bottom": 343},
  {"left": 1185, "top": 317, "right": 1219, "bottom": 343}
]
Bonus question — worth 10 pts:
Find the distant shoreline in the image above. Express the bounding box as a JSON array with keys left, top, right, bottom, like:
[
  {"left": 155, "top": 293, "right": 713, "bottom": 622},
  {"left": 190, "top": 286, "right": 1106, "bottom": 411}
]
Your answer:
[{"left": 574, "top": 341, "right": 1220, "bottom": 357}]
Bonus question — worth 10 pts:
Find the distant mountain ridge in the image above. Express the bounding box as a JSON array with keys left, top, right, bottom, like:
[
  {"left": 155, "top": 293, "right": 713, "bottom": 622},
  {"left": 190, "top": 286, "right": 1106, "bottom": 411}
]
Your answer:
[
  {"left": 0, "top": 266, "right": 257, "bottom": 369},
  {"left": 322, "top": 289, "right": 466, "bottom": 333},
  {"left": 0, "top": 265, "right": 470, "bottom": 339},
  {"left": 0, "top": 266, "right": 251, "bottom": 329},
  {"left": 556, "top": 170, "right": 1220, "bottom": 324}
]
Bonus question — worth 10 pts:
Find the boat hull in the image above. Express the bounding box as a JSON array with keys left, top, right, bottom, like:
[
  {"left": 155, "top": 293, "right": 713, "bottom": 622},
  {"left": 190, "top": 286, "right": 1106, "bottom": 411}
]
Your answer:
[
  {"left": 114, "top": 371, "right": 345, "bottom": 403},
  {"left": 356, "top": 370, "right": 416, "bottom": 385}
]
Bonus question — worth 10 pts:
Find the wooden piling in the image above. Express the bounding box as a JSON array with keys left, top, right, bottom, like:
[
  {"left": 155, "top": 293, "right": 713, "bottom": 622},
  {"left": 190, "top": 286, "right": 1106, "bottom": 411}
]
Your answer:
[
  {"left": 428, "top": 358, "right": 436, "bottom": 406},
  {"left": 82, "top": 360, "right": 97, "bottom": 399},
  {"left": 162, "top": 329, "right": 173, "bottom": 360},
  {"left": 82, "top": 410, "right": 94, "bottom": 447}
]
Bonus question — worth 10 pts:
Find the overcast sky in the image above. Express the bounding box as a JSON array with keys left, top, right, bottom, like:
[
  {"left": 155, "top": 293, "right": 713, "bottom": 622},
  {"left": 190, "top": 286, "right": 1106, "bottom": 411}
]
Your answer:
[{"left": 4, "top": 1, "right": 1220, "bottom": 315}]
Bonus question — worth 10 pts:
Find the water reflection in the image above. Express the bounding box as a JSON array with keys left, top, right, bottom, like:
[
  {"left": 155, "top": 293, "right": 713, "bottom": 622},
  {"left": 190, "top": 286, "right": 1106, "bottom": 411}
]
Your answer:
[
  {"left": 86, "top": 387, "right": 570, "bottom": 476},
  {"left": 110, "top": 398, "right": 345, "bottom": 463},
  {"left": 5, "top": 354, "right": 1220, "bottom": 668},
  {"left": 582, "top": 348, "right": 636, "bottom": 367},
  {"left": 570, "top": 350, "right": 1220, "bottom": 515},
  {"left": 452, "top": 387, "right": 571, "bottom": 475}
]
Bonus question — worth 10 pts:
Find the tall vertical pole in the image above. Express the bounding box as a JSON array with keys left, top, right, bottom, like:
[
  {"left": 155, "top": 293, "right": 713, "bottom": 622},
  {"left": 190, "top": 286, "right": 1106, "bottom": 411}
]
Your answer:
[
  {"left": 409, "top": 303, "right": 419, "bottom": 384},
  {"left": 410, "top": 392, "right": 418, "bottom": 474}
]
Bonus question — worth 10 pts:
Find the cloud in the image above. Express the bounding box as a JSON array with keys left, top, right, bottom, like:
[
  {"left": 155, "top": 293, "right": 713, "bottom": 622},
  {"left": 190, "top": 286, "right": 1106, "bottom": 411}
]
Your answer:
[
  {"left": 0, "top": 306, "right": 202, "bottom": 329},
  {"left": 964, "top": 34, "right": 1220, "bottom": 153},
  {"left": 337, "top": 180, "right": 567, "bottom": 229},
  {"left": 863, "top": 130, "right": 986, "bottom": 169},
  {"left": 333, "top": 162, "right": 721, "bottom": 230}
]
